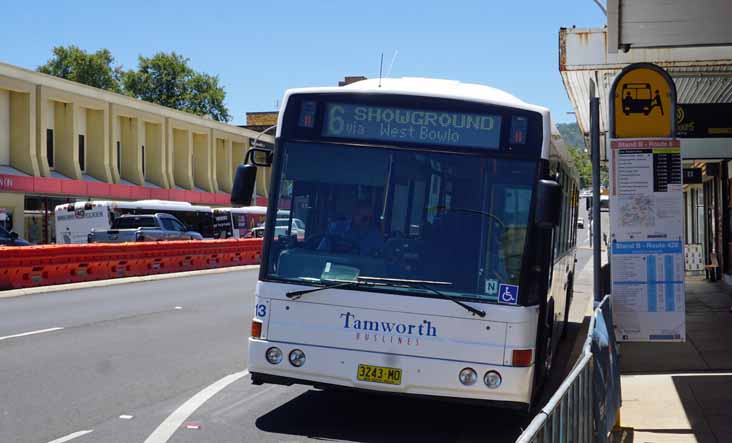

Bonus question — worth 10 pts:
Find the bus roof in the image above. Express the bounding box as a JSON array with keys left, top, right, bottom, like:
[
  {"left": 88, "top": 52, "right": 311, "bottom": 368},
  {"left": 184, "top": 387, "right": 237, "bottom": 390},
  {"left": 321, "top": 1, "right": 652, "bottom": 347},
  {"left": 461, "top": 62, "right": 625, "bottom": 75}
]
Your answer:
[
  {"left": 217, "top": 206, "right": 268, "bottom": 215},
  {"left": 54, "top": 200, "right": 213, "bottom": 213},
  {"left": 278, "top": 78, "right": 550, "bottom": 135},
  {"left": 278, "top": 77, "right": 552, "bottom": 159}
]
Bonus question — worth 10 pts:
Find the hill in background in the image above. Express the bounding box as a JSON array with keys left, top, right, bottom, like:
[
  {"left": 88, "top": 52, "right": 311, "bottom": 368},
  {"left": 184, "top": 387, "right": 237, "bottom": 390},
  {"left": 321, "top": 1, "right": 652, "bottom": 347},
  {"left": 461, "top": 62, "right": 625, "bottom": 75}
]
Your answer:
[{"left": 556, "top": 122, "right": 585, "bottom": 149}]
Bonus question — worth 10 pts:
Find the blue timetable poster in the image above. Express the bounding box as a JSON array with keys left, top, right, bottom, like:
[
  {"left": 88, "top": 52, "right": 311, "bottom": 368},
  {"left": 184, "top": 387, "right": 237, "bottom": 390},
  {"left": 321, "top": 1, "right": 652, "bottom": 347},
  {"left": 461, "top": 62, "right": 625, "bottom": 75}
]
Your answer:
[{"left": 609, "top": 139, "right": 685, "bottom": 342}]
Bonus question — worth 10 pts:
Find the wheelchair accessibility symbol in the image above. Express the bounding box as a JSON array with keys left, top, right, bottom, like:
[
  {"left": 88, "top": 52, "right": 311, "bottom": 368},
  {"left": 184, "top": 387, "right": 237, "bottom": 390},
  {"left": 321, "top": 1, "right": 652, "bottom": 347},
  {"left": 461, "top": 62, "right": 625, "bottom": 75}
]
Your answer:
[{"left": 498, "top": 284, "right": 519, "bottom": 305}]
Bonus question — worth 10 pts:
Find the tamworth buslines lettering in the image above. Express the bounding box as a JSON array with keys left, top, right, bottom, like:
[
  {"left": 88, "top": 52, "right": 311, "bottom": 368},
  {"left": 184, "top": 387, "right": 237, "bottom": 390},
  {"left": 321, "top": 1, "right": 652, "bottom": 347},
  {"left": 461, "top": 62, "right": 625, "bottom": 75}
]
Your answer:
[{"left": 237, "top": 77, "right": 579, "bottom": 410}]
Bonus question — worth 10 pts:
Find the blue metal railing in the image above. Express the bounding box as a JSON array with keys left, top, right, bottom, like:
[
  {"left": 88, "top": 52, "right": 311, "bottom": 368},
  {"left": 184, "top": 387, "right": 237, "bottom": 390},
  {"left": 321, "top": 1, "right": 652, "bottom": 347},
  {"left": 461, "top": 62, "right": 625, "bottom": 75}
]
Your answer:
[{"left": 516, "top": 295, "right": 620, "bottom": 443}]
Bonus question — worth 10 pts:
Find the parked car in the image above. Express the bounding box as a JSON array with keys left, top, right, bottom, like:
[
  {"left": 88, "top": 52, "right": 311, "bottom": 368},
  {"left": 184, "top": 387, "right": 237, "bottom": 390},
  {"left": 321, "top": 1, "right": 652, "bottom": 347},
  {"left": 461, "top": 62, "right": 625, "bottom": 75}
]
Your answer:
[
  {"left": 0, "top": 226, "right": 31, "bottom": 246},
  {"left": 250, "top": 225, "right": 297, "bottom": 239},
  {"left": 249, "top": 227, "right": 266, "bottom": 238},
  {"left": 276, "top": 218, "right": 305, "bottom": 239},
  {"left": 577, "top": 217, "right": 585, "bottom": 229},
  {"left": 88, "top": 213, "right": 203, "bottom": 243}
]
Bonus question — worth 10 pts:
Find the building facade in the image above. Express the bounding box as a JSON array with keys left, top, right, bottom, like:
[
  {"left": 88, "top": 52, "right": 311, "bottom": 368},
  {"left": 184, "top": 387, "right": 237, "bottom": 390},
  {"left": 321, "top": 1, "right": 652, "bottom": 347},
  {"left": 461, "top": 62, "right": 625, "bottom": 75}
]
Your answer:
[
  {"left": 0, "top": 62, "right": 273, "bottom": 243},
  {"left": 559, "top": 24, "right": 732, "bottom": 285}
]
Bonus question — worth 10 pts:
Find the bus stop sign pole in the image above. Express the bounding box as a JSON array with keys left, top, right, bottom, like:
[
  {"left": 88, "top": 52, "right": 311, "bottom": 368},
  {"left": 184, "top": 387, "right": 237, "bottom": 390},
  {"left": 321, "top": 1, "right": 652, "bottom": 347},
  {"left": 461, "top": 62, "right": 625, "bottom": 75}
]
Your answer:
[{"left": 590, "top": 79, "right": 602, "bottom": 302}]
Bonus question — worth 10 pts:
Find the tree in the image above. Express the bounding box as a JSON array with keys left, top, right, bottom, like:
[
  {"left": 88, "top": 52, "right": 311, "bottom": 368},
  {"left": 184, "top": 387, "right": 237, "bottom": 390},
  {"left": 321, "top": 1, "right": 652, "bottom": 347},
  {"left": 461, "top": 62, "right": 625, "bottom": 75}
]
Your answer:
[
  {"left": 121, "top": 52, "right": 231, "bottom": 122},
  {"left": 38, "top": 45, "right": 122, "bottom": 92},
  {"left": 557, "top": 122, "right": 609, "bottom": 189}
]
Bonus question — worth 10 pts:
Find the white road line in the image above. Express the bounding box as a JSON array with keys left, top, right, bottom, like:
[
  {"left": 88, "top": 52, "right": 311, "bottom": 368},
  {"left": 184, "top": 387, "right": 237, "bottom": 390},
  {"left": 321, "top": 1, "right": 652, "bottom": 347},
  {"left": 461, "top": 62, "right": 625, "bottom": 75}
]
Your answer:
[
  {"left": 0, "top": 327, "right": 64, "bottom": 342},
  {"left": 46, "top": 429, "right": 93, "bottom": 443},
  {"left": 144, "top": 369, "right": 249, "bottom": 443}
]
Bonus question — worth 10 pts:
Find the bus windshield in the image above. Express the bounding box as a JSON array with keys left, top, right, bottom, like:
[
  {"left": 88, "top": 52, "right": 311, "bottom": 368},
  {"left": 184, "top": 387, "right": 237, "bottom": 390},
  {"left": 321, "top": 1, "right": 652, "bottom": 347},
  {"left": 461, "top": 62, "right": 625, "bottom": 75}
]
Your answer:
[{"left": 266, "top": 141, "right": 536, "bottom": 302}]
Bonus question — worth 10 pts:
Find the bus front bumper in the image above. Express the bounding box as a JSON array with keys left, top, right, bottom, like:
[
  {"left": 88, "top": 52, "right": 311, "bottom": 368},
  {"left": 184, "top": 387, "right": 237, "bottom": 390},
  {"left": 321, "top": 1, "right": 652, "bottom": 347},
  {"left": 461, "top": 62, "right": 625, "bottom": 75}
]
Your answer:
[{"left": 248, "top": 338, "right": 534, "bottom": 406}]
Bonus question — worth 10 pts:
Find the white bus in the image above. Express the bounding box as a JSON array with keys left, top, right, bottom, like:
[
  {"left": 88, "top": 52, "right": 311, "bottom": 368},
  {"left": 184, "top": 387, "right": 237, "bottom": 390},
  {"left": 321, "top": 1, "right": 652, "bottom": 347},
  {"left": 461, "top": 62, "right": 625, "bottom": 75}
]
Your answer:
[
  {"left": 55, "top": 200, "right": 215, "bottom": 244},
  {"left": 213, "top": 206, "right": 268, "bottom": 239},
  {"left": 235, "top": 78, "right": 578, "bottom": 409}
]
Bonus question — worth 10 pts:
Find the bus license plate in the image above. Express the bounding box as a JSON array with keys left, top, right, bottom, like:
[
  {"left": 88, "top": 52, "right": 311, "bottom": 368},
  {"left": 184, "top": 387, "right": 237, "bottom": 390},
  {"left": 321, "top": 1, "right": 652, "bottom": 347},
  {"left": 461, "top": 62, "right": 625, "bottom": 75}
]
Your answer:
[{"left": 357, "top": 364, "right": 402, "bottom": 385}]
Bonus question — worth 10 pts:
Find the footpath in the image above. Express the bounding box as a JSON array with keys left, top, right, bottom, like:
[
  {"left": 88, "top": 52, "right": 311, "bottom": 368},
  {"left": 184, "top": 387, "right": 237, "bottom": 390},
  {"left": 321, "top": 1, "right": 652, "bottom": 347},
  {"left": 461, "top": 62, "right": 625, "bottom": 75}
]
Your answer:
[
  {"left": 617, "top": 276, "right": 732, "bottom": 443},
  {"left": 576, "top": 254, "right": 732, "bottom": 443}
]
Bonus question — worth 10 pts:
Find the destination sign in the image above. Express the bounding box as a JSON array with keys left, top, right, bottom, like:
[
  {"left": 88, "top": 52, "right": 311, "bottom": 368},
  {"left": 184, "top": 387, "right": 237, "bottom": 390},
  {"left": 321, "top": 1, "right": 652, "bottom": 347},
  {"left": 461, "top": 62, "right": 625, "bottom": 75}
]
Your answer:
[{"left": 321, "top": 103, "right": 502, "bottom": 149}]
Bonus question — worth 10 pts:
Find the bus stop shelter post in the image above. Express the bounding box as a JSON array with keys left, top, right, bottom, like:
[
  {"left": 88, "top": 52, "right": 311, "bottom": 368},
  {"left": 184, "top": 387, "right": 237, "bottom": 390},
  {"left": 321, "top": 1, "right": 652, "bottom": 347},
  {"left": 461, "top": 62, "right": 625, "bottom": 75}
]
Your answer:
[{"left": 590, "top": 79, "right": 602, "bottom": 302}]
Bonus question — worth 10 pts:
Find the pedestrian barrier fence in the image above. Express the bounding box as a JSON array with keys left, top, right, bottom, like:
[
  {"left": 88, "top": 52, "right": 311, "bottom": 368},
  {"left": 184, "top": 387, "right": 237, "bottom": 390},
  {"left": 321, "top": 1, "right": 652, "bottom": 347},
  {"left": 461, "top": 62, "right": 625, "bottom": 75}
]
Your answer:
[
  {"left": 0, "top": 238, "right": 263, "bottom": 290},
  {"left": 516, "top": 295, "right": 621, "bottom": 443}
]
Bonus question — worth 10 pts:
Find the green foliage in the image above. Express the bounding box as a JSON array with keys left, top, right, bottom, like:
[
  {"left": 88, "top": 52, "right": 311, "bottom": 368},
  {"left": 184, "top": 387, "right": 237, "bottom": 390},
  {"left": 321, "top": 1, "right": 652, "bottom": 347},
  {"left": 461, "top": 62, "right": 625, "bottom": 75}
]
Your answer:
[
  {"left": 557, "top": 122, "right": 608, "bottom": 189},
  {"left": 556, "top": 122, "right": 585, "bottom": 149},
  {"left": 38, "top": 47, "right": 231, "bottom": 122},
  {"left": 121, "top": 52, "right": 231, "bottom": 122},
  {"left": 38, "top": 46, "right": 122, "bottom": 93}
]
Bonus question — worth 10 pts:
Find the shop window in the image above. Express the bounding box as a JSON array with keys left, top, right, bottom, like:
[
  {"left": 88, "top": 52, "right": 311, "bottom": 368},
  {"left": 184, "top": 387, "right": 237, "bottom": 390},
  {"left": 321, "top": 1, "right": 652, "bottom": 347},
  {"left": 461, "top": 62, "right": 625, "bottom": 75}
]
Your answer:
[
  {"left": 46, "top": 129, "right": 54, "bottom": 168},
  {"left": 78, "top": 134, "right": 85, "bottom": 172}
]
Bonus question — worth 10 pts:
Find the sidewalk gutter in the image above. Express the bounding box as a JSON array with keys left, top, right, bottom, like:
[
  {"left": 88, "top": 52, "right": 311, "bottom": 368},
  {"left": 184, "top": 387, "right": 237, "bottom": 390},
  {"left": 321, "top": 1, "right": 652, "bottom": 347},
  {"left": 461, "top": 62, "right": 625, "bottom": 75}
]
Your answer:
[{"left": 0, "top": 265, "right": 260, "bottom": 299}]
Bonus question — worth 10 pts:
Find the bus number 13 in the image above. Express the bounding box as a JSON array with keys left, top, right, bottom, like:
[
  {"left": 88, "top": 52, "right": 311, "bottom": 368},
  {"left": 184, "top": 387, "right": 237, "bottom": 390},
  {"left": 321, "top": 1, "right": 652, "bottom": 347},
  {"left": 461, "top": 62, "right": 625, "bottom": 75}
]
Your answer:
[{"left": 255, "top": 304, "right": 267, "bottom": 317}]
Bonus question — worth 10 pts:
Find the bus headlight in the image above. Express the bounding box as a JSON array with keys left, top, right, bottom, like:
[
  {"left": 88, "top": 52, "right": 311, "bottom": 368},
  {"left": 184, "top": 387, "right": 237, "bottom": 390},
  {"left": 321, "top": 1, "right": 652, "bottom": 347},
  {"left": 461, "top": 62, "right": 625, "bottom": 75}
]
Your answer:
[
  {"left": 484, "top": 370, "right": 502, "bottom": 389},
  {"left": 288, "top": 349, "right": 306, "bottom": 367},
  {"left": 265, "top": 347, "right": 283, "bottom": 365},
  {"left": 458, "top": 368, "right": 477, "bottom": 386}
]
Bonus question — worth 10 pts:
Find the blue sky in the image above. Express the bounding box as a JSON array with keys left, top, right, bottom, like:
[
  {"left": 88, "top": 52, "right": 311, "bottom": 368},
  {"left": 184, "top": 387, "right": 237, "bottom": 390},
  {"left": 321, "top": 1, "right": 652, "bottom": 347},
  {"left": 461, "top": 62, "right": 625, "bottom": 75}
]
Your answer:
[{"left": 0, "top": 1, "right": 606, "bottom": 125}]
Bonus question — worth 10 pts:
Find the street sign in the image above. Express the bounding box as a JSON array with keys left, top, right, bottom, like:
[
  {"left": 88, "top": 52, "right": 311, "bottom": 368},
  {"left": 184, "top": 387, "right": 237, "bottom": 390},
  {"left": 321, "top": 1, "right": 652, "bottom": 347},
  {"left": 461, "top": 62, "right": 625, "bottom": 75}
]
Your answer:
[
  {"left": 609, "top": 139, "right": 685, "bottom": 342},
  {"left": 609, "top": 64, "right": 683, "bottom": 343},
  {"left": 682, "top": 168, "right": 702, "bottom": 184},
  {"left": 497, "top": 284, "right": 519, "bottom": 305},
  {"left": 610, "top": 63, "right": 677, "bottom": 138}
]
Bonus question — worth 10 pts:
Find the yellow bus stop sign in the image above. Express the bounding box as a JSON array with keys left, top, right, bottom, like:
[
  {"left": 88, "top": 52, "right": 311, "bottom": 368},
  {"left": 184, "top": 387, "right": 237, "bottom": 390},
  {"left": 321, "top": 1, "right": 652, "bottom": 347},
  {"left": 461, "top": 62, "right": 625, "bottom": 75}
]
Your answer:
[{"left": 611, "top": 63, "right": 676, "bottom": 138}]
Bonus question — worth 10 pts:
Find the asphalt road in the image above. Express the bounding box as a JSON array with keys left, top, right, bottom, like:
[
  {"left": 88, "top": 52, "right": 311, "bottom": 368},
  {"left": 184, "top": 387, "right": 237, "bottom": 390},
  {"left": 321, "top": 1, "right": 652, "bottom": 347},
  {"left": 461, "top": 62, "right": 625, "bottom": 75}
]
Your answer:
[{"left": 1, "top": 248, "right": 592, "bottom": 443}]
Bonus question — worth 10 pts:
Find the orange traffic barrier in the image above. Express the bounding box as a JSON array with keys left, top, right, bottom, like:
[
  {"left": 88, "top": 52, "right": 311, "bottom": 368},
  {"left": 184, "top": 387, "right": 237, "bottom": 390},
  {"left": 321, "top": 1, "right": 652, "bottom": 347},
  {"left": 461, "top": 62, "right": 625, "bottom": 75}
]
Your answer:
[{"left": 0, "top": 239, "right": 263, "bottom": 290}]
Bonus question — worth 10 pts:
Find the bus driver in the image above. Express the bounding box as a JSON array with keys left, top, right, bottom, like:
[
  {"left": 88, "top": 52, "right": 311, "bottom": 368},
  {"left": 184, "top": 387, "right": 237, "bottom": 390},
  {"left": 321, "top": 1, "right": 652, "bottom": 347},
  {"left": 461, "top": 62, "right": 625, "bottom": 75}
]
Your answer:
[{"left": 318, "top": 201, "right": 384, "bottom": 256}]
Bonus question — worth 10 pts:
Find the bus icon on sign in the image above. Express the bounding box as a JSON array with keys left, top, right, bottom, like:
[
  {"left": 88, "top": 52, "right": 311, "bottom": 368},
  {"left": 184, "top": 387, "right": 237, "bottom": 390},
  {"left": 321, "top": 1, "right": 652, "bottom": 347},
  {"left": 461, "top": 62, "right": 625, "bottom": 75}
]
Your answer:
[
  {"left": 498, "top": 284, "right": 519, "bottom": 305},
  {"left": 622, "top": 83, "right": 664, "bottom": 116}
]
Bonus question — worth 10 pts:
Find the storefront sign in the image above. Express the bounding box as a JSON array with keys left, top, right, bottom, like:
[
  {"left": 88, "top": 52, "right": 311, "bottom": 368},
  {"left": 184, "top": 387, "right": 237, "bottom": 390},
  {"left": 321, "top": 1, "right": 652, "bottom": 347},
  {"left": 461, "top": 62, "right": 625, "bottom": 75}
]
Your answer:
[
  {"left": 676, "top": 103, "right": 732, "bottom": 138},
  {"left": 682, "top": 168, "right": 702, "bottom": 184},
  {"left": 609, "top": 139, "right": 685, "bottom": 342}
]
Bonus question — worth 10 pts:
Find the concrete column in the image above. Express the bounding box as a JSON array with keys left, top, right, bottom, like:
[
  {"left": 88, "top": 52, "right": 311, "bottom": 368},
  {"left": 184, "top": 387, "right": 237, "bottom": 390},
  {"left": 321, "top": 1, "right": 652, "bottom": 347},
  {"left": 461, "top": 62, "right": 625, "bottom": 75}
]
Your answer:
[
  {"left": 54, "top": 101, "right": 80, "bottom": 180},
  {"left": 231, "top": 140, "right": 246, "bottom": 176},
  {"left": 35, "top": 87, "right": 54, "bottom": 177},
  {"left": 86, "top": 108, "right": 111, "bottom": 182},
  {"left": 172, "top": 127, "right": 194, "bottom": 189},
  {"left": 192, "top": 131, "right": 214, "bottom": 192},
  {"left": 0, "top": 77, "right": 38, "bottom": 176},
  {"left": 216, "top": 137, "right": 233, "bottom": 193},
  {"left": 109, "top": 104, "right": 120, "bottom": 183},
  {"left": 209, "top": 130, "right": 219, "bottom": 192},
  {"left": 0, "top": 90, "right": 7, "bottom": 166},
  {"left": 8, "top": 90, "right": 38, "bottom": 175},
  {"left": 119, "top": 115, "right": 144, "bottom": 185},
  {"left": 144, "top": 121, "right": 168, "bottom": 188},
  {"left": 164, "top": 119, "right": 175, "bottom": 188},
  {"left": 256, "top": 163, "right": 271, "bottom": 200}
]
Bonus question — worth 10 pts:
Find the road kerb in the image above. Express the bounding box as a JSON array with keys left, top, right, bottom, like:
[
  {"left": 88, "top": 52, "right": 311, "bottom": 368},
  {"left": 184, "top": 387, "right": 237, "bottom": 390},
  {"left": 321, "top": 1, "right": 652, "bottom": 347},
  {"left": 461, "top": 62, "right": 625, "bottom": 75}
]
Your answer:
[{"left": 0, "top": 265, "right": 259, "bottom": 299}]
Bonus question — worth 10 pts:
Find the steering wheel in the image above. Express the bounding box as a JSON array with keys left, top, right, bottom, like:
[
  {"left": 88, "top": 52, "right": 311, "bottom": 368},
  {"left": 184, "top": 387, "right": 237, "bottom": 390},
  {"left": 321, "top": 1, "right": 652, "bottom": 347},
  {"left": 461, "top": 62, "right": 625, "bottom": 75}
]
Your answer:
[
  {"left": 303, "top": 233, "right": 360, "bottom": 254},
  {"left": 328, "top": 234, "right": 360, "bottom": 254}
]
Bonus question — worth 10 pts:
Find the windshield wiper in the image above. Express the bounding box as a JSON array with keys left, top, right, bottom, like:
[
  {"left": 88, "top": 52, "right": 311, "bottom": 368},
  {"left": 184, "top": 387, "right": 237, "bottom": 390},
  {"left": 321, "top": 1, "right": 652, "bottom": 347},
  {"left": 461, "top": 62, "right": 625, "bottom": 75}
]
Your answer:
[
  {"left": 357, "top": 276, "right": 486, "bottom": 318},
  {"left": 286, "top": 279, "right": 373, "bottom": 300}
]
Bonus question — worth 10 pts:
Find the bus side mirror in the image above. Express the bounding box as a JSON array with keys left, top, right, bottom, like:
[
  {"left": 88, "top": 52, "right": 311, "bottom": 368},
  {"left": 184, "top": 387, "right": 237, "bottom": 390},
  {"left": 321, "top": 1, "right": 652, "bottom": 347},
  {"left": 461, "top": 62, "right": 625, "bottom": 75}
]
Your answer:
[
  {"left": 231, "top": 164, "right": 258, "bottom": 206},
  {"left": 534, "top": 179, "right": 562, "bottom": 229}
]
